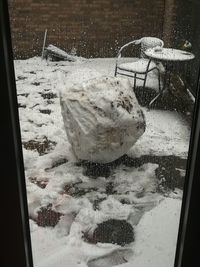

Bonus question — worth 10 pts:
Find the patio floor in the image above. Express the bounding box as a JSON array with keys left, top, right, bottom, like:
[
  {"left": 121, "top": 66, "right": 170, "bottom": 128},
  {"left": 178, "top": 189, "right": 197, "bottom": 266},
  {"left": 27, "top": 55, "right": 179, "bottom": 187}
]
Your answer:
[{"left": 15, "top": 57, "right": 192, "bottom": 267}]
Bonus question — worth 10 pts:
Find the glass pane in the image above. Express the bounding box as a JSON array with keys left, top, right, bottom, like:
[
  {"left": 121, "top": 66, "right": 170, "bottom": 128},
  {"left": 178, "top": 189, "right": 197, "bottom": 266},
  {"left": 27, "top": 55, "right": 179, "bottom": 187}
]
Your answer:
[{"left": 8, "top": 1, "right": 199, "bottom": 266}]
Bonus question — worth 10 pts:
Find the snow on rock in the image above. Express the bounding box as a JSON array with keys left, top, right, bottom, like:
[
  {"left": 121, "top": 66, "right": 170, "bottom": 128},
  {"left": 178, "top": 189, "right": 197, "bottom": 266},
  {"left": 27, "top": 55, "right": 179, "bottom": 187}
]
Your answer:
[{"left": 60, "top": 76, "right": 146, "bottom": 163}]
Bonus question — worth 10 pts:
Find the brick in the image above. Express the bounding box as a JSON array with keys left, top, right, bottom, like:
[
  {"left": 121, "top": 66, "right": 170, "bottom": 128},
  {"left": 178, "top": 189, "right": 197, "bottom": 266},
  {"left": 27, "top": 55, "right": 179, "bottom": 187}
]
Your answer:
[{"left": 9, "top": 0, "right": 166, "bottom": 58}]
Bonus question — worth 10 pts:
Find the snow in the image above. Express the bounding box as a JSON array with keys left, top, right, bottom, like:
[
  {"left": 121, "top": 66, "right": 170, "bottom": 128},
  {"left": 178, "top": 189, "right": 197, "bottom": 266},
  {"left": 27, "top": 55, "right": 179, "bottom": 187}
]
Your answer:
[
  {"left": 14, "top": 56, "right": 190, "bottom": 267},
  {"left": 45, "top": 44, "right": 82, "bottom": 62},
  {"left": 31, "top": 223, "right": 124, "bottom": 267},
  {"left": 30, "top": 198, "right": 181, "bottom": 267},
  {"left": 118, "top": 59, "right": 157, "bottom": 73},
  {"left": 140, "top": 37, "right": 164, "bottom": 48},
  {"left": 128, "top": 109, "right": 190, "bottom": 158},
  {"left": 60, "top": 75, "right": 145, "bottom": 163},
  {"left": 120, "top": 198, "right": 181, "bottom": 267},
  {"left": 145, "top": 47, "right": 195, "bottom": 61}
]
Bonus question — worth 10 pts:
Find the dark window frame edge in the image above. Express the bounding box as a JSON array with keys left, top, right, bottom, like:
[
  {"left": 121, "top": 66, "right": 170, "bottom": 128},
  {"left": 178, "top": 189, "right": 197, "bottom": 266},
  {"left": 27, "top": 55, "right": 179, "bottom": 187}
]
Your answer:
[{"left": 1, "top": 0, "right": 200, "bottom": 266}]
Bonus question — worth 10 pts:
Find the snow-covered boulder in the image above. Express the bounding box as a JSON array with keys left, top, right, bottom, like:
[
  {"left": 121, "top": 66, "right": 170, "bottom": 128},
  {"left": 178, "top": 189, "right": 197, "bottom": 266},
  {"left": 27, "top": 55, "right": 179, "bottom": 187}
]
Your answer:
[{"left": 60, "top": 76, "right": 145, "bottom": 163}]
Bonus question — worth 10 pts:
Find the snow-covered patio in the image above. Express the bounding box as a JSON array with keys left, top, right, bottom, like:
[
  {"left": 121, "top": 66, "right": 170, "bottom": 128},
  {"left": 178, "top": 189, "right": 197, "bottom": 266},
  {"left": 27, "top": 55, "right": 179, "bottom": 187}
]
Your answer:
[{"left": 14, "top": 57, "right": 191, "bottom": 267}]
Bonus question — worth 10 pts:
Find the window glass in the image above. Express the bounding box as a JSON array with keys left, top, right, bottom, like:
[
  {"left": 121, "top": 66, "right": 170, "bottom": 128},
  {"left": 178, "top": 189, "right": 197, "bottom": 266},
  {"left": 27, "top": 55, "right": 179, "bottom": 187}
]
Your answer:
[{"left": 9, "top": 1, "right": 199, "bottom": 266}]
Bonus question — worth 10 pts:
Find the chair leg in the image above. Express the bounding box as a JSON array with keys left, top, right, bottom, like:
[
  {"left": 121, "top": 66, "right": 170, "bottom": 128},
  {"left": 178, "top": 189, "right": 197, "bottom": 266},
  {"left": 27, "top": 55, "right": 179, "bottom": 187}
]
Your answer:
[
  {"left": 157, "top": 69, "right": 161, "bottom": 92},
  {"left": 148, "top": 92, "right": 162, "bottom": 107},
  {"left": 143, "top": 73, "right": 148, "bottom": 89},
  {"left": 114, "top": 66, "right": 117, "bottom": 77},
  {"left": 134, "top": 73, "right": 137, "bottom": 90}
]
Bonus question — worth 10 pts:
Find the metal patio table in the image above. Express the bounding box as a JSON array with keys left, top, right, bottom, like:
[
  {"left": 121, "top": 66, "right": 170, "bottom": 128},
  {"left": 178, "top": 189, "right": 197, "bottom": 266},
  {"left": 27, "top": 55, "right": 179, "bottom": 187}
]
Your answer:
[{"left": 144, "top": 47, "right": 195, "bottom": 106}]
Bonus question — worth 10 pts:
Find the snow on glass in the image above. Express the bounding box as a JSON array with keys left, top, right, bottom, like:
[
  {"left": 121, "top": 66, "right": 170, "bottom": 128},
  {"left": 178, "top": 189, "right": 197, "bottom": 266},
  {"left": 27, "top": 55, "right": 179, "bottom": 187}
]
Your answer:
[{"left": 15, "top": 56, "right": 190, "bottom": 267}]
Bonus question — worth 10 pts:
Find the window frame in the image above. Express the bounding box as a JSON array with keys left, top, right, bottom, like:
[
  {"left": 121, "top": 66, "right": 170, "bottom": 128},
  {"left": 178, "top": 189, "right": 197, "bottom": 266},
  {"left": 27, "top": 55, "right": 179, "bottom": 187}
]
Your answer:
[{"left": 1, "top": 0, "right": 200, "bottom": 266}]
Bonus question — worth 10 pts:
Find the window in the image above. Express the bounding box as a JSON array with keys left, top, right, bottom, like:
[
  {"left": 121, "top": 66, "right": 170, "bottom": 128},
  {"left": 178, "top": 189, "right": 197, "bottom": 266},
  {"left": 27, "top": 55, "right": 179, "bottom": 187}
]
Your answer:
[{"left": 1, "top": 0, "right": 200, "bottom": 266}]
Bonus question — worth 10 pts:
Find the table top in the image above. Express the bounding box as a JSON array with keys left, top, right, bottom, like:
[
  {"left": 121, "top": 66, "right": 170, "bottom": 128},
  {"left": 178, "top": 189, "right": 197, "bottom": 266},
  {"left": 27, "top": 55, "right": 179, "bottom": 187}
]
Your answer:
[{"left": 145, "top": 47, "right": 195, "bottom": 62}]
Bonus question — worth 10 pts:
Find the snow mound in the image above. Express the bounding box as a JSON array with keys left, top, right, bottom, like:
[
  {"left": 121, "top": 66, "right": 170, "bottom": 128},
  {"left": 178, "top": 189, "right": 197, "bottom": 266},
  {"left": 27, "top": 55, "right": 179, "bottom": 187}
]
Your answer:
[
  {"left": 122, "top": 198, "right": 181, "bottom": 267},
  {"left": 60, "top": 76, "right": 146, "bottom": 163}
]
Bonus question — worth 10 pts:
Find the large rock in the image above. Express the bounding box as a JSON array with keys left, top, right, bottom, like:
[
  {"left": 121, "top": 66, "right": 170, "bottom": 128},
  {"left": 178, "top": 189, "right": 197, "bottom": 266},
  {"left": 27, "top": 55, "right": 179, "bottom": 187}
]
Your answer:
[{"left": 60, "top": 76, "right": 145, "bottom": 163}]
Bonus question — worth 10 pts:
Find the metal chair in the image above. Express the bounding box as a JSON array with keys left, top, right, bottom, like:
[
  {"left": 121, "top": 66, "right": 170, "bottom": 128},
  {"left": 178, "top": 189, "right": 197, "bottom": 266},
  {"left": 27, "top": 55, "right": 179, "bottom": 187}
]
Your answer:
[{"left": 114, "top": 37, "right": 164, "bottom": 92}]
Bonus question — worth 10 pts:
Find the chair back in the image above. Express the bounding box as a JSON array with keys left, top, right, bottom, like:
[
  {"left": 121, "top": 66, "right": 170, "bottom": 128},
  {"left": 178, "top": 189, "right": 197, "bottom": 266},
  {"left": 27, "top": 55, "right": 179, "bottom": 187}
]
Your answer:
[
  {"left": 117, "top": 39, "right": 141, "bottom": 58},
  {"left": 140, "top": 37, "right": 164, "bottom": 58}
]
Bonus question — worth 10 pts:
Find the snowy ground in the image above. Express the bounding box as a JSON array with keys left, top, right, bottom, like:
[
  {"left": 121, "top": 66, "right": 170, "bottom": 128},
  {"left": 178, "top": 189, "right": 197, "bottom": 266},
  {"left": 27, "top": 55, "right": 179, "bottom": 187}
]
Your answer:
[{"left": 14, "top": 57, "right": 191, "bottom": 267}]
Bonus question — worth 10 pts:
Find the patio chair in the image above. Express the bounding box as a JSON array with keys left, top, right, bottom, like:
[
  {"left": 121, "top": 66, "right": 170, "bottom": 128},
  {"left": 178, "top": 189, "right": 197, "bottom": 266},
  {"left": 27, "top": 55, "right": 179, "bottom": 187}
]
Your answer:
[{"left": 114, "top": 37, "right": 164, "bottom": 93}]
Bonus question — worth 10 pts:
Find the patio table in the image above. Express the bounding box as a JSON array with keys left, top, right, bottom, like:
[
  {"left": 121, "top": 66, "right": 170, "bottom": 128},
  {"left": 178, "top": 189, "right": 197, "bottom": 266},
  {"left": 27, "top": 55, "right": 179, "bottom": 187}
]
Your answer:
[{"left": 144, "top": 47, "right": 195, "bottom": 106}]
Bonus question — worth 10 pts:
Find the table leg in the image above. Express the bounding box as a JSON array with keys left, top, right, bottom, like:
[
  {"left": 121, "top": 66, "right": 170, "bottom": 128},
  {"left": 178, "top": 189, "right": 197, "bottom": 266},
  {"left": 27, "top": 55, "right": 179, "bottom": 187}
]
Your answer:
[{"left": 149, "top": 62, "right": 173, "bottom": 107}]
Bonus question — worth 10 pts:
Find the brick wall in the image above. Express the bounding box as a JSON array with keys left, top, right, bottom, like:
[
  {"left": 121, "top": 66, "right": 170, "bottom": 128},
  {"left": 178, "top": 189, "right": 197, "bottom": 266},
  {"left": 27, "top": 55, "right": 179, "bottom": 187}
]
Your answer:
[
  {"left": 9, "top": 0, "right": 165, "bottom": 58},
  {"left": 163, "top": 0, "right": 178, "bottom": 46}
]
